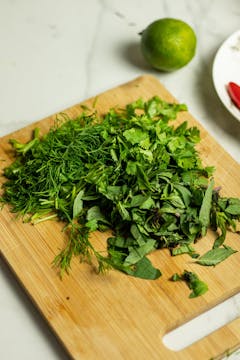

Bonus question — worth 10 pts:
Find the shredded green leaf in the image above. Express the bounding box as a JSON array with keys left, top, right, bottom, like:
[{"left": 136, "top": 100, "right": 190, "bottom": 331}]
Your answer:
[
  {"left": 196, "top": 245, "right": 237, "bottom": 266},
  {"left": 199, "top": 178, "right": 214, "bottom": 236}
]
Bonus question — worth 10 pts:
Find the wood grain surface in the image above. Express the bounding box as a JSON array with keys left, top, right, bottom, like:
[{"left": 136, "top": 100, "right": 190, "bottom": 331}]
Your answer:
[{"left": 0, "top": 75, "right": 240, "bottom": 360}]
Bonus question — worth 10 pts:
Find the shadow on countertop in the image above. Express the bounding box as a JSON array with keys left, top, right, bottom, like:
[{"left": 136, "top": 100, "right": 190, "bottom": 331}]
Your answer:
[{"left": 121, "top": 40, "right": 152, "bottom": 71}]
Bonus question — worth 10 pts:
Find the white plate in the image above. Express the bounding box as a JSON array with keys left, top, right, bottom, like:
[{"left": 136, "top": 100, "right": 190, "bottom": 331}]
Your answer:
[{"left": 212, "top": 30, "right": 240, "bottom": 121}]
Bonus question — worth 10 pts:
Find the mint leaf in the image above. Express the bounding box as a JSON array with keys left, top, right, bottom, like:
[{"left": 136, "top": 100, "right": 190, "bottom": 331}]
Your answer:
[
  {"left": 199, "top": 178, "right": 214, "bottom": 236},
  {"left": 225, "top": 198, "right": 240, "bottom": 215},
  {"left": 73, "top": 190, "right": 84, "bottom": 218},
  {"left": 86, "top": 206, "right": 110, "bottom": 228},
  {"left": 196, "top": 245, "right": 237, "bottom": 266},
  {"left": 125, "top": 256, "right": 161, "bottom": 280},
  {"left": 171, "top": 244, "right": 196, "bottom": 256},
  {"left": 124, "top": 239, "right": 156, "bottom": 265}
]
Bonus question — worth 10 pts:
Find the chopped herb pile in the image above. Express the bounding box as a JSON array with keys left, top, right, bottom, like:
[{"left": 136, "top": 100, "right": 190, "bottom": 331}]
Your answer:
[{"left": 1, "top": 97, "right": 240, "bottom": 290}]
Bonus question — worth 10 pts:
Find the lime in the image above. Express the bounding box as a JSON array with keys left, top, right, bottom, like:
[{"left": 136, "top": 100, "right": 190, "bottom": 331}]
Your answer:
[{"left": 140, "top": 18, "right": 197, "bottom": 72}]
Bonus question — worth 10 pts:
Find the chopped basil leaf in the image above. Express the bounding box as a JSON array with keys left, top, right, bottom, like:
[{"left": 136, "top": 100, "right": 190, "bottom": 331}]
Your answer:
[{"left": 196, "top": 245, "right": 237, "bottom": 266}]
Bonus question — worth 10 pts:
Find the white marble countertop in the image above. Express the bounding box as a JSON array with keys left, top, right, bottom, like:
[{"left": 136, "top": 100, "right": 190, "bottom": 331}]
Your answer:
[{"left": 0, "top": 0, "right": 240, "bottom": 359}]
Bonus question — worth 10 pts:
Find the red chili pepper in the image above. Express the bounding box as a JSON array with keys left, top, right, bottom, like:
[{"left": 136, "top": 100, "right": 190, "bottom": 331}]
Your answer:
[{"left": 227, "top": 82, "right": 240, "bottom": 109}]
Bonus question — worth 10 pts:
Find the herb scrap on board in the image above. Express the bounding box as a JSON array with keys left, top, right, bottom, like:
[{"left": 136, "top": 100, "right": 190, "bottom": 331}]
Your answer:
[{"left": 1, "top": 96, "right": 240, "bottom": 295}]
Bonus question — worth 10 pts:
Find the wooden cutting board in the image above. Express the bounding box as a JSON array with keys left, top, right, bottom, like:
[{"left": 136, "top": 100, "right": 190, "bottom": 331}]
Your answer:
[{"left": 1, "top": 75, "right": 240, "bottom": 360}]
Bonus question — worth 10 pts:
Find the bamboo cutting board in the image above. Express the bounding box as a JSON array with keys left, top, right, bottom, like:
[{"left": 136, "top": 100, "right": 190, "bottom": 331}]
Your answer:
[{"left": 1, "top": 75, "right": 240, "bottom": 360}]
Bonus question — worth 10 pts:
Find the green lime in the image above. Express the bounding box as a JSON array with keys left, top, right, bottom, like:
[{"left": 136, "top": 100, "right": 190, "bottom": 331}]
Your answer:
[{"left": 140, "top": 18, "right": 197, "bottom": 72}]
